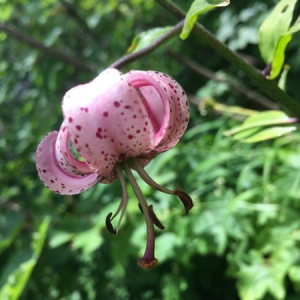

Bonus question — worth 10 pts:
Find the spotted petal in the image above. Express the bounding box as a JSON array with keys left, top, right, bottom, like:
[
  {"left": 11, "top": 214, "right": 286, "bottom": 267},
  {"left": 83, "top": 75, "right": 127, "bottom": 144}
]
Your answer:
[
  {"left": 36, "top": 131, "right": 100, "bottom": 195},
  {"left": 147, "top": 71, "right": 189, "bottom": 152},
  {"left": 62, "top": 68, "right": 171, "bottom": 176}
]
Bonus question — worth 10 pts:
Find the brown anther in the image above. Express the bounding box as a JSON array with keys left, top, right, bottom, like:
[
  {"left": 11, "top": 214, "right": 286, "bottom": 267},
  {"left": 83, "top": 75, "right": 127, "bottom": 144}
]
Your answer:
[
  {"left": 137, "top": 258, "right": 158, "bottom": 269},
  {"left": 174, "top": 190, "right": 193, "bottom": 214},
  {"left": 148, "top": 205, "right": 165, "bottom": 230},
  {"left": 138, "top": 203, "right": 144, "bottom": 215},
  {"left": 105, "top": 212, "right": 117, "bottom": 235}
]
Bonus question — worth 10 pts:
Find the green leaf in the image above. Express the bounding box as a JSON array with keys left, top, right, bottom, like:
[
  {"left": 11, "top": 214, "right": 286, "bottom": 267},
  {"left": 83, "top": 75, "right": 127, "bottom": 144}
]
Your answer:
[
  {"left": 268, "top": 34, "right": 292, "bottom": 79},
  {"left": 287, "top": 15, "right": 300, "bottom": 34},
  {"left": 241, "top": 126, "right": 297, "bottom": 143},
  {"left": 258, "top": 0, "right": 298, "bottom": 79},
  {"left": 180, "top": 0, "right": 230, "bottom": 40},
  {"left": 127, "top": 26, "right": 172, "bottom": 54},
  {"left": 225, "top": 111, "right": 293, "bottom": 135},
  {"left": 259, "top": 0, "right": 296, "bottom": 63},
  {"left": 155, "top": 233, "right": 183, "bottom": 262},
  {"left": 0, "top": 217, "right": 50, "bottom": 300},
  {"left": 72, "top": 228, "right": 103, "bottom": 254},
  {"left": 278, "top": 64, "right": 290, "bottom": 91},
  {"left": 0, "top": 211, "right": 24, "bottom": 256},
  {"left": 224, "top": 111, "right": 298, "bottom": 143}
]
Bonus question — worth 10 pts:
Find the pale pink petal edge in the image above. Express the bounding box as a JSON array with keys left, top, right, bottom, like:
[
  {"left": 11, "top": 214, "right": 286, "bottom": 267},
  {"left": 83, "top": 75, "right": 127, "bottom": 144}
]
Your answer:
[{"left": 36, "top": 131, "right": 100, "bottom": 195}]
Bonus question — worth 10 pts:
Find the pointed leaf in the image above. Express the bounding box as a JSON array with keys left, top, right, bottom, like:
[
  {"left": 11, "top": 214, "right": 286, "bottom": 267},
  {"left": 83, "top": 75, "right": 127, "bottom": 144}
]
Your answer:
[
  {"left": 241, "top": 126, "right": 297, "bottom": 143},
  {"left": 127, "top": 27, "right": 172, "bottom": 54},
  {"left": 259, "top": 0, "right": 297, "bottom": 79},
  {"left": 180, "top": 0, "right": 230, "bottom": 40},
  {"left": 259, "top": 0, "right": 296, "bottom": 63},
  {"left": 0, "top": 217, "right": 50, "bottom": 300},
  {"left": 287, "top": 15, "right": 300, "bottom": 34},
  {"left": 278, "top": 64, "right": 290, "bottom": 91},
  {"left": 224, "top": 111, "right": 294, "bottom": 136}
]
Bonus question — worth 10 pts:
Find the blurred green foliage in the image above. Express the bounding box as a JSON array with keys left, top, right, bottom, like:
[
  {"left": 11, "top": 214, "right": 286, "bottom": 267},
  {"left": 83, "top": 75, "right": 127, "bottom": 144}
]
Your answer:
[{"left": 1, "top": 0, "right": 300, "bottom": 300}]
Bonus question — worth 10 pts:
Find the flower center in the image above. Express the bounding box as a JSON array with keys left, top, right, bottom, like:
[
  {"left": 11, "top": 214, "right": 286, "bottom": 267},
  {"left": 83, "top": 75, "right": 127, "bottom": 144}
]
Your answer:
[{"left": 105, "top": 159, "right": 193, "bottom": 269}]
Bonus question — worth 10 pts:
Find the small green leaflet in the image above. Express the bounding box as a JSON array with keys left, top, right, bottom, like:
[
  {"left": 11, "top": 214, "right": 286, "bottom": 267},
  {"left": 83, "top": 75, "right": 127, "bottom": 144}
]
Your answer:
[
  {"left": 224, "top": 110, "right": 298, "bottom": 143},
  {"left": 180, "top": 0, "right": 230, "bottom": 40},
  {"left": 259, "top": 0, "right": 300, "bottom": 79},
  {"left": 127, "top": 27, "right": 172, "bottom": 54},
  {"left": 0, "top": 217, "right": 50, "bottom": 300}
]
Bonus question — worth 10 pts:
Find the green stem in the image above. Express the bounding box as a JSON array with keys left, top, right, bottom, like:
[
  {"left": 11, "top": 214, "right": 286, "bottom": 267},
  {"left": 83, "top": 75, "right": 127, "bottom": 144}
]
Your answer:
[
  {"left": 155, "top": 0, "right": 300, "bottom": 120},
  {"left": 109, "top": 20, "right": 185, "bottom": 69}
]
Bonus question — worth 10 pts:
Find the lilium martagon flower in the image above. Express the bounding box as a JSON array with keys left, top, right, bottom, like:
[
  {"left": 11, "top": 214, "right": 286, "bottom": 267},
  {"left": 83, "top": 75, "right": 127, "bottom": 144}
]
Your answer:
[{"left": 36, "top": 68, "right": 193, "bottom": 269}]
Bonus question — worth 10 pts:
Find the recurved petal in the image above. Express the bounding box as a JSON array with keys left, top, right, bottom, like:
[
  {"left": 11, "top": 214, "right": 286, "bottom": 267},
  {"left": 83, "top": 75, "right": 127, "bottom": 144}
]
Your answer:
[
  {"left": 36, "top": 131, "right": 100, "bottom": 195},
  {"left": 55, "top": 121, "right": 94, "bottom": 175},
  {"left": 125, "top": 70, "right": 171, "bottom": 147},
  {"left": 147, "top": 71, "right": 189, "bottom": 152},
  {"left": 61, "top": 68, "right": 161, "bottom": 175}
]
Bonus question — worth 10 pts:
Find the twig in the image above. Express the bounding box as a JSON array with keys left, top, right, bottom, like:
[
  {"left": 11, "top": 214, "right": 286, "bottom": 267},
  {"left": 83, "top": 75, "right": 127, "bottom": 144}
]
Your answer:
[
  {"left": 170, "top": 52, "right": 279, "bottom": 110},
  {"left": 0, "top": 22, "right": 97, "bottom": 73},
  {"left": 189, "top": 95, "right": 257, "bottom": 121},
  {"left": 109, "top": 20, "right": 185, "bottom": 69},
  {"left": 155, "top": 0, "right": 300, "bottom": 120}
]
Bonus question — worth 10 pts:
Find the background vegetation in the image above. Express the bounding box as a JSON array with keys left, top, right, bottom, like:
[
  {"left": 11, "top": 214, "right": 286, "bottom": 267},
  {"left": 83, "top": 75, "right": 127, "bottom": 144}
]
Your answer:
[{"left": 1, "top": 0, "right": 300, "bottom": 299}]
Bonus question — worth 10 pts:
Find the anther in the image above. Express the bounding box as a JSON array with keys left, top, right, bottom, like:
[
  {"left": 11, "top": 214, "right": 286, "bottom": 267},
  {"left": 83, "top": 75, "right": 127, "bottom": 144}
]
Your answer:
[
  {"left": 148, "top": 205, "right": 165, "bottom": 230},
  {"left": 174, "top": 190, "right": 193, "bottom": 214},
  {"left": 105, "top": 212, "right": 117, "bottom": 235}
]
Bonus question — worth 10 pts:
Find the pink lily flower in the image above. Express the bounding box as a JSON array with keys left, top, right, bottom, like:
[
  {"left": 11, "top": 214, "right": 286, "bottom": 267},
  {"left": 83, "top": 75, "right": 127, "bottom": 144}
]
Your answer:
[{"left": 36, "top": 68, "right": 192, "bottom": 269}]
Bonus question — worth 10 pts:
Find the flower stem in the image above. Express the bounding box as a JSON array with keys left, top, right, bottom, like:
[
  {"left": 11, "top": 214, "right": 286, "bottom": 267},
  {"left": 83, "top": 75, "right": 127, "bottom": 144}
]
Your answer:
[
  {"left": 155, "top": 0, "right": 300, "bottom": 120},
  {"left": 109, "top": 19, "right": 185, "bottom": 70}
]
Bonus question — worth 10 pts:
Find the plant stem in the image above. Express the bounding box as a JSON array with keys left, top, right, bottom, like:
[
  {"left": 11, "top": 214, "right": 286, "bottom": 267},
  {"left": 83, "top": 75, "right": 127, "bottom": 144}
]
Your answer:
[
  {"left": 169, "top": 51, "right": 279, "bottom": 110},
  {"left": 109, "top": 20, "right": 185, "bottom": 69},
  {"left": 155, "top": 0, "right": 300, "bottom": 120}
]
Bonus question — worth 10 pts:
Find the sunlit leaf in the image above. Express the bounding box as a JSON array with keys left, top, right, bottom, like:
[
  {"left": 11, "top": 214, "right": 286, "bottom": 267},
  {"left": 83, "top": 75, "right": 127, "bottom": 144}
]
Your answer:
[
  {"left": 241, "top": 126, "right": 297, "bottom": 143},
  {"left": 268, "top": 34, "right": 292, "bottom": 79},
  {"left": 0, "top": 217, "right": 50, "bottom": 300},
  {"left": 127, "top": 26, "right": 172, "bottom": 54},
  {"left": 180, "top": 0, "right": 230, "bottom": 40},
  {"left": 224, "top": 111, "right": 298, "bottom": 143},
  {"left": 258, "top": 0, "right": 299, "bottom": 79},
  {"left": 278, "top": 64, "right": 290, "bottom": 91}
]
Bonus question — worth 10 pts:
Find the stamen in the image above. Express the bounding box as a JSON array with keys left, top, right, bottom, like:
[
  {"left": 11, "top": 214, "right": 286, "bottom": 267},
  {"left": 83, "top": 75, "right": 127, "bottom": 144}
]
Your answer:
[
  {"left": 174, "top": 190, "right": 193, "bottom": 214},
  {"left": 133, "top": 160, "right": 173, "bottom": 195},
  {"left": 124, "top": 162, "right": 158, "bottom": 269},
  {"left": 111, "top": 165, "right": 129, "bottom": 233},
  {"left": 133, "top": 159, "right": 193, "bottom": 214},
  {"left": 138, "top": 203, "right": 165, "bottom": 230},
  {"left": 106, "top": 212, "right": 117, "bottom": 235},
  {"left": 148, "top": 205, "right": 165, "bottom": 230}
]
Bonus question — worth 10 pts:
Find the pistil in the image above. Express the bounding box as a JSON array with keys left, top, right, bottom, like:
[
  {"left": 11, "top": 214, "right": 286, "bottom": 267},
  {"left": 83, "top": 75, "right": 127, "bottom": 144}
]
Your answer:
[{"left": 124, "top": 162, "right": 158, "bottom": 269}]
